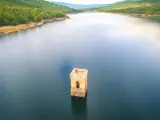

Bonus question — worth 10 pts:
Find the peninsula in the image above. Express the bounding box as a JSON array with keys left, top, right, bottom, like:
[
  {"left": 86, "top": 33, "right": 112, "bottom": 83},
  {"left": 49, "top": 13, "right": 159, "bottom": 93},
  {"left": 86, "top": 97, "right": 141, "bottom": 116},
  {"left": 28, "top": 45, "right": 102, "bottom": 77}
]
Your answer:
[{"left": 0, "top": 0, "right": 76, "bottom": 36}]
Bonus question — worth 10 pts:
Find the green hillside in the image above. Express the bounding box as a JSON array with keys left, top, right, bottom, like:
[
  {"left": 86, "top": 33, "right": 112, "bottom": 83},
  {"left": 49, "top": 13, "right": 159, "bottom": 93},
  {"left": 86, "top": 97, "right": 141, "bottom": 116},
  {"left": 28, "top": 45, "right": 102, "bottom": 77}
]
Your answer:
[
  {"left": 0, "top": 0, "right": 75, "bottom": 26},
  {"left": 96, "top": 0, "right": 160, "bottom": 15}
]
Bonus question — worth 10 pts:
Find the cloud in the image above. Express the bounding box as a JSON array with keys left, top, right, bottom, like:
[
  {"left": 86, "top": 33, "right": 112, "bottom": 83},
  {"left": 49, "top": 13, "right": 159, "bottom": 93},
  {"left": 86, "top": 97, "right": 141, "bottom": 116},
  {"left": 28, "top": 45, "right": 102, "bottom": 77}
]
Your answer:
[{"left": 48, "top": 0, "right": 123, "bottom": 4}]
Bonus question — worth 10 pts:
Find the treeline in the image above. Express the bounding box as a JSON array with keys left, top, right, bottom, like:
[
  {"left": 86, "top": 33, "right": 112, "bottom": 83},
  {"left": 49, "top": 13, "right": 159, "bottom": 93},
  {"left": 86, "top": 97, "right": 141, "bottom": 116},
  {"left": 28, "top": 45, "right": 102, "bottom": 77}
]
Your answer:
[
  {"left": 0, "top": 6, "right": 66, "bottom": 26},
  {"left": 96, "top": 0, "right": 160, "bottom": 15},
  {"left": 1, "top": 0, "right": 74, "bottom": 13},
  {"left": 0, "top": 6, "right": 67, "bottom": 26},
  {"left": 98, "top": 5, "right": 160, "bottom": 15}
]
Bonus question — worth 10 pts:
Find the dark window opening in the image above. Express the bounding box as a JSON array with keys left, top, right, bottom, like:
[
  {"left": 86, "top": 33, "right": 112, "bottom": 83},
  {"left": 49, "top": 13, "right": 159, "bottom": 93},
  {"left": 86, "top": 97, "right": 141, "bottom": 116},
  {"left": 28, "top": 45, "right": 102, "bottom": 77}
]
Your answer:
[{"left": 76, "top": 81, "right": 80, "bottom": 88}]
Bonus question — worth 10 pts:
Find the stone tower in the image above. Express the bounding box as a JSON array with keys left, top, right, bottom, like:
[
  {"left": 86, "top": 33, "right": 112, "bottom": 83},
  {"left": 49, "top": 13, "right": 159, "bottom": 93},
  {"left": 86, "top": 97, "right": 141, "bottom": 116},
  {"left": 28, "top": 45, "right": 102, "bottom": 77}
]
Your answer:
[{"left": 70, "top": 68, "right": 88, "bottom": 98}]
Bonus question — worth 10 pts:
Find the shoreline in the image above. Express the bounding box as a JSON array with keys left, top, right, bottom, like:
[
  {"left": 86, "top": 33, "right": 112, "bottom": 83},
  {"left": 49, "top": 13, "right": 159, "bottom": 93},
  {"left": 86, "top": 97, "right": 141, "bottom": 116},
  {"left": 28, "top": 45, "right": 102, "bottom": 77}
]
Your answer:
[
  {"left": 115, "top": 13, "right": 160, "bottom": 17},
  {"left": 98, "top": 11, "right": 160, "bottom": 17},
  {"left": 97, "top": 11, "right": 160, "bottom": 22},
  {"left": 0, "top": 16, "right": 70, "bottom": 36},
  {"left": 118, "top": 13, "right": 160, "bottom": 22}
]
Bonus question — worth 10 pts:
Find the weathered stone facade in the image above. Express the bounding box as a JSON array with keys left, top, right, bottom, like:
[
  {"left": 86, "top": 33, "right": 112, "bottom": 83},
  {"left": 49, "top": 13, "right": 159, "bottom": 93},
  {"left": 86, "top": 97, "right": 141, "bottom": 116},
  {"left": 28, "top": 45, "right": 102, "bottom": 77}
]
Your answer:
[{"left": 70, "top": 68, "right": 88, "bottom": 97}]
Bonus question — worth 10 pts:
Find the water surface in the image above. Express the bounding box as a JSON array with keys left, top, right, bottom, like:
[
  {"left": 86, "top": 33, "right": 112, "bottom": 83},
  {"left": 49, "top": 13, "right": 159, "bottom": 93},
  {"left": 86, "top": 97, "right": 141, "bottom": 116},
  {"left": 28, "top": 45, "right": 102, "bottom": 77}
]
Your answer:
[{"left": 0, "top": 13, "right": 160, "bottom": 120}]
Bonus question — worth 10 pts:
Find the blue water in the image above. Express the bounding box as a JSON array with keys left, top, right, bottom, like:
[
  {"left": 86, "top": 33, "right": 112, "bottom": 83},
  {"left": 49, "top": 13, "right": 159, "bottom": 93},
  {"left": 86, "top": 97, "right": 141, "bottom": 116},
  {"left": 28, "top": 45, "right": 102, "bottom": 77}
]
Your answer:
[{"left": 0, "top": 13, "right": 160, "bottom": 120}]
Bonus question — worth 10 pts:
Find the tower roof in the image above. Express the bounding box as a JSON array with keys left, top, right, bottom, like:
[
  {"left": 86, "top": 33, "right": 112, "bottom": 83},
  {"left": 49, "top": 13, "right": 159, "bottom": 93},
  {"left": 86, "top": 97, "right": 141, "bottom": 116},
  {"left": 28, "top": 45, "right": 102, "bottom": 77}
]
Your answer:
[{"left": 70, "top": 68, "right": 88, "bottom": 79}]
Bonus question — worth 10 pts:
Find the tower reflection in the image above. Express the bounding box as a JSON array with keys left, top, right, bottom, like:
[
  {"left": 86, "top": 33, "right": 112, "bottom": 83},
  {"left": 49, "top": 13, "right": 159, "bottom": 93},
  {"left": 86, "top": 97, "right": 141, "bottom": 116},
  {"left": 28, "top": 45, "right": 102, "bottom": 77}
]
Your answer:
[{"left": 71, "top": 96, "right": 88, "bottom": 120}]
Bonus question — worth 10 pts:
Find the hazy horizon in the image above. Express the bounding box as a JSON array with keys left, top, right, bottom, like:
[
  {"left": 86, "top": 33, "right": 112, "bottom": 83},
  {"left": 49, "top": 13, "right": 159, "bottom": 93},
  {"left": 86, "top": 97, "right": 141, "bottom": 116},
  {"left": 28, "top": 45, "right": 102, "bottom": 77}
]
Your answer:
[{"left": 47, "top": 0, "right": 124, "bottom": 5}]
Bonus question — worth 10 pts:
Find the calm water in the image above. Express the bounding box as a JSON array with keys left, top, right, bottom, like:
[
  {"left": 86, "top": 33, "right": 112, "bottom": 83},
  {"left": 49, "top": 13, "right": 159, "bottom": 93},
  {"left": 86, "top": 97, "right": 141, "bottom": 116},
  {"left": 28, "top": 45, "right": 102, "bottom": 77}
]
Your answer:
[{"left": 0, "top": 13, "right": 160, "bottom": 120}]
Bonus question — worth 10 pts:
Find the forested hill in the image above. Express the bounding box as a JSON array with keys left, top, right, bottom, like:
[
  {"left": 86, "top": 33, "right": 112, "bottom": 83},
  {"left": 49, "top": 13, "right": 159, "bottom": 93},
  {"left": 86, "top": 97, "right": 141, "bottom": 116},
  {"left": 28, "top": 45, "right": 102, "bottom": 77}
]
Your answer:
[
  {"left": 95, "top": 0, "right": 160, "bottom": 15},
  {"left": 1, "top": 0, "right": 75, "bottom": 12},
  {"left": 0, "top": 0, "right": 76, "bottom": 26}
]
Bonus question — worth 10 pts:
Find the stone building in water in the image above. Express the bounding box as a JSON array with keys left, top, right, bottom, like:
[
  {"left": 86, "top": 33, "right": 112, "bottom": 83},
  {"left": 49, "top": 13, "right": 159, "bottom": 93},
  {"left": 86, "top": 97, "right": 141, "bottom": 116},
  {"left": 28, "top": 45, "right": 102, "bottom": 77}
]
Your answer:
[{"left": 70, "top": 68, "right": 88, "bottom": 98}]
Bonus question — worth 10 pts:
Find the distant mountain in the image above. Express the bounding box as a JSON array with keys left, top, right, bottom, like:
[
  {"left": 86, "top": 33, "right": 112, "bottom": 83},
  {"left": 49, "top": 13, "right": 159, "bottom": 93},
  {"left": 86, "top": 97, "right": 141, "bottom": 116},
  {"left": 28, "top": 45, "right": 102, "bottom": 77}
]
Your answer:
[{"left": 53, "top": 2, "right": 107, "bottom": 10}]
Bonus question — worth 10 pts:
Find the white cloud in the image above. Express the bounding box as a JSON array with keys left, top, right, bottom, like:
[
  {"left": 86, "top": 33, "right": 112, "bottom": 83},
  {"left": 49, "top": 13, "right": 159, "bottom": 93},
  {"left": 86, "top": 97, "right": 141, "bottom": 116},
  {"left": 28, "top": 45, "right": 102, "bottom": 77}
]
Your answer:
[{"left": 48, "top": 0, "right": 123, "bottom": 4}]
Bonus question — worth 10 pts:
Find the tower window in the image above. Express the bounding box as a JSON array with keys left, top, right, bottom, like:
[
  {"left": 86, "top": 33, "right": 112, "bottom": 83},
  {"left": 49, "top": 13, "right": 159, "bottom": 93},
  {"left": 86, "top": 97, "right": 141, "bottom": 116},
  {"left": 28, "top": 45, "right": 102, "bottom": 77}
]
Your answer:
[{"left": 76, "top": 81, "right": 80, "bottom": 88}]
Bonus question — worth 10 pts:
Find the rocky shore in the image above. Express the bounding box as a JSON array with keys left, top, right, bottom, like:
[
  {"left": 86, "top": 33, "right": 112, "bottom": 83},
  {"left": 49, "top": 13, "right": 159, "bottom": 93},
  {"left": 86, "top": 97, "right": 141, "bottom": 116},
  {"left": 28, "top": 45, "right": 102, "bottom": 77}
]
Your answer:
[
  {"left": 121, "top": 13, "right": 160, "bottom": 22},
  {"left": 102, "top": 12, "right": 160, "bottom": 22},
  {"left": 0, "top": 16, "right": 70, "bottom": 36}
]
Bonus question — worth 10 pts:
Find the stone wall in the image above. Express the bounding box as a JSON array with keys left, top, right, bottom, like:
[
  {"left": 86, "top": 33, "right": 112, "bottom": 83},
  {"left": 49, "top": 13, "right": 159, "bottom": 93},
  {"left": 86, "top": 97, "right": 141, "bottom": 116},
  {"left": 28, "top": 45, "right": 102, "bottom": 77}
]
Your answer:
[{"left": 70, "top": 68, "right": 88, "bottom": 97}]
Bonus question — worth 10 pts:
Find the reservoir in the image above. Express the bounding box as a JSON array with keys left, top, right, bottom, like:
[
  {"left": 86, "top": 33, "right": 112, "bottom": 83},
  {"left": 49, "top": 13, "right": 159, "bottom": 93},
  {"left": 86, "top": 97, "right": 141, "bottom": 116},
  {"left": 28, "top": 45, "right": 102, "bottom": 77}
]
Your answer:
[{"left": 0, "top": 13, "right": 160, "bottom": 120}]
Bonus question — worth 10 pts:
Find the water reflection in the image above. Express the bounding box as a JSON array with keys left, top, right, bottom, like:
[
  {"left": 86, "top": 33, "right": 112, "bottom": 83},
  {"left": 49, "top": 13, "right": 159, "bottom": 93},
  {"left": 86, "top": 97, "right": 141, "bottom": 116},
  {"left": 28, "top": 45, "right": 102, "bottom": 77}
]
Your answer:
[
  {"left": 0, "top": 13, "right": 160, "bottom": 120},
  {"left": 71, "top": 96, "right": 88, "bottom": 120},
  {"left": 58, "top": 57, "right": 74, "bottom": 93},
  {"left": 0, "top": 75, "right": 15, "bottom": 119}
]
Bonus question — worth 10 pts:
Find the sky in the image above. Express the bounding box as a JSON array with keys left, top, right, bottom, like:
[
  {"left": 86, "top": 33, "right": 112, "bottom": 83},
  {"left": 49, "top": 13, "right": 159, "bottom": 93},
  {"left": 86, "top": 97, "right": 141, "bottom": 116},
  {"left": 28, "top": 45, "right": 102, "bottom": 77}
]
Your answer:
[{"left": 48, "top": 0, "right": 124, "bottom": 4}]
